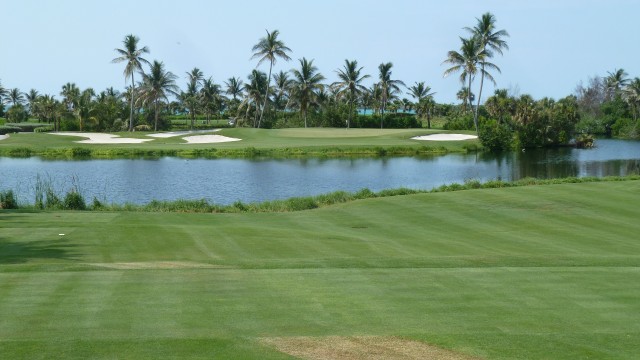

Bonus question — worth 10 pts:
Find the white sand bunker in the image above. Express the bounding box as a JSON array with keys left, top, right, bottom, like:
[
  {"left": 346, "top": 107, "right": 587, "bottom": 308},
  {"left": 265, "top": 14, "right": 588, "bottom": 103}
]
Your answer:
[
  {"left": 51, "top": 132, "right": 153, "bottom": 144},
  {"left": 412, "top": 133, "right": 478, "bottom": 141},
  {"left": 0, "top": 135, "right": 8, "bottom": 141},
  {"left": 147, "top": 130, "right": 219, "bottom": 138},
  {"left": 182, "top": 134, "right": 241, "bottom": 144}
]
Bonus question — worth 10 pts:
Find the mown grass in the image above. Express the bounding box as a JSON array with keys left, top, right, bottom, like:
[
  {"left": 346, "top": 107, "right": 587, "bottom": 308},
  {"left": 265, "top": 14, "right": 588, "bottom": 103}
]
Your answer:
[
  {"left": 0, "top": 128, "right": 479, "bottom": 159},
  {"left": 1, "top": 180, "right": 640, "bottom": 358}
]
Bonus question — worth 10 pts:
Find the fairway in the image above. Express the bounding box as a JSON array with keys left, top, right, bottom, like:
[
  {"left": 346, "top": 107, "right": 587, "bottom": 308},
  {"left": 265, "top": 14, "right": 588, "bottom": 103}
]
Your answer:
[{"left": 1, "top": 181, "right": 640, "bottom": 359}]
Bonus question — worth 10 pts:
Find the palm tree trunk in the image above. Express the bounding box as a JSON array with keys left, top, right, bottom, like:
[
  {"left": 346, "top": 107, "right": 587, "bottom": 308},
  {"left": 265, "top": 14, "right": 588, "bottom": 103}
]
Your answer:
[
  {"left": 468, "top": 76, "right": 477, "bottom": 134},
  {"left": 154, "top": 99, "right": 159, "bottom": 131},
  {"left": 348, "top": 99, "right": 353, "bottom": 129},
  {"left": 474, "top": 64, "right": 486, "bottom": 136},
  {"left": 129, "top": 73, "right": 135, "bottom": 132},
  {"left": 258, "top": 61, "right": 273, "bottom": 128}
]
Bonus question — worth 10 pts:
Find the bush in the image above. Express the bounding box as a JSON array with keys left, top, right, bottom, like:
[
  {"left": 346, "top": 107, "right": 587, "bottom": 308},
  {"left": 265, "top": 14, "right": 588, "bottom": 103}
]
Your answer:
[
  {"left": 6, "top": 104, "right": 28, "bottom": 122},
  {"left": 64, "top": 191, "right": 86, "bottom": 210},
  {"left": 479, "top": 119, "right": 513, "bottom": 151},
  {"left": 34, "top": 126, "right": 54, "bottom": 133},
  {"left": 6, "top": 122, "right": 50, "bottom": 132},
  {"left": 0, "top": 190, "right": 18, "bottom": 209},
  {"left": 354, "top": 113, "right": 420, "bottom": 128},
  {"left": 444, "top": 114, "right": 475, "bottom": 130},
  {"left": 0, "top": 125, "right": 22, "bottom": 135}
]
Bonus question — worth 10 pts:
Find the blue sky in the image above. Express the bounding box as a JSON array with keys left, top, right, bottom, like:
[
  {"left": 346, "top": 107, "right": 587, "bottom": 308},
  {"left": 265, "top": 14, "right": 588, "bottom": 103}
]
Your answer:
[{"left": 1, "top": 0, "right": 638, "bottom": 104}]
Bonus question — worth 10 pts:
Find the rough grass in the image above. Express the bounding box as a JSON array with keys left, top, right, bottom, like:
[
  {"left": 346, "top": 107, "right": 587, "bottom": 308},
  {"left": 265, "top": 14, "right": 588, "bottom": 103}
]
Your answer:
[{"left": 1, "top": 181, "right": 640, "bottom": 359}]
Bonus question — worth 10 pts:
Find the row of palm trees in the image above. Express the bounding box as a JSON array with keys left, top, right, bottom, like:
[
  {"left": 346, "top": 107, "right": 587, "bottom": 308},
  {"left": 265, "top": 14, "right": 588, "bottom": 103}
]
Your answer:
[{"left": 3, "top": 13, "right": 506, "bottom": 132}]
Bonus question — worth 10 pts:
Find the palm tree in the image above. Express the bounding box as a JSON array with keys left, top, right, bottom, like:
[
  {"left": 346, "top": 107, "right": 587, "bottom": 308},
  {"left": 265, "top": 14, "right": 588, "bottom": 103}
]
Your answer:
[
  {"left": 25, "top": 89, "right": 39, "bottom": 117},
  {"left": 273, "top": 70, "right": 293, "bottom": 112},
  {"left": 112, "top": 34, "right": 150, "bottom": 131},
  {"left": 184, "top": 67, "right": 204, "bottom": 129},
  {"left": 239, "top": 70, "right": 268, "bottom": 126},
  {"left": 623, "top": 77, "right": 640, "bottom": 121},
  {"left": 60, "top": 82, "right": 79, "bottom": 112},
  {"left": 465, "top": 12, "right": 509, "bottom": 132},
  {"left": 605, "top": 68, "right": 630, "bottom": 100},
  {"left": 0, "top": 80, "right": 8, "bottom": 104},
  {"left": 224, "top": 77, "right": 244, "bottom": 101},
  {"left": 200, "top": 77, "right": 222, "bottom": 124},
  {"left": 251, "top": 29, "right": 292, "bottom": 128},
  {"left": 376, "top": 62, "right": 405, "bottom": 129},
  {"left": 408, "top": 82, "right": 435, "bottom": 118},
  {"left": 8, "top": 88, "right": 25, "bottom": 106},
  {"left": 332, "top": 59, "right": 370, "bottom": 129},
  {"left": 139, "top": 60, "right": 179, "bottom": 131},
  {"left": 443, "top": 36, "right": 488, "bottom": 133},
  {"left": 456, "top": 87, "right": 475, "bottom": 112},
  {"left": 74, "top": 88, "right": 95, "bottom": 131},
  {"left": 289, "top": 58, "right": 325, "bottom": 128}
]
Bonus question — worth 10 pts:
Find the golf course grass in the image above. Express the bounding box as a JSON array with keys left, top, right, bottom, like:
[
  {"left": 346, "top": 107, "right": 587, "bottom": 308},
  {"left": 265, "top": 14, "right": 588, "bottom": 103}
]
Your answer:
[
  {"left": 1, "top": 180, "right": 639, "bottom": 358},
  {"left": 0, "top": 128, "right": 478, "bottom": 158}
]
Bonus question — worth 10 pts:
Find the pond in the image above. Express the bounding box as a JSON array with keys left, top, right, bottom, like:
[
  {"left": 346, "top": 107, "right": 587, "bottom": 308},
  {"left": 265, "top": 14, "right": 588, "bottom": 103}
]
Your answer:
[{"left": 1, "top": 139, "right": 639, "bottom": 205}]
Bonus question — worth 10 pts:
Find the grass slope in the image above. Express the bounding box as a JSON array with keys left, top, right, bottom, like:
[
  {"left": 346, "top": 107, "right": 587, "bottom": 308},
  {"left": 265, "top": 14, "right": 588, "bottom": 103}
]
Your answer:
[{"left": 1, "top": 181, "right": 640, "bottom": 359}]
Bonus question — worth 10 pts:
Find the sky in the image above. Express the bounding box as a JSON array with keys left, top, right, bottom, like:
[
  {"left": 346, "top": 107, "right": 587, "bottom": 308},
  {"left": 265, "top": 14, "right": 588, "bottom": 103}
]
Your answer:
[{"left": 1, "top": 0, "right": 639, "bottom": 104}]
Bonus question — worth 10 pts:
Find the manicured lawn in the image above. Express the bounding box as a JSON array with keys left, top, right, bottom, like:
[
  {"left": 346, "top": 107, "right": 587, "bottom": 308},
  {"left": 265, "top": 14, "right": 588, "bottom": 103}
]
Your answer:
[
  {"left": 0, "top": 128, "right": 476, "bottom": 157},
  {"left": 1, "top": 181, "right": 639, "bottom": 358}
]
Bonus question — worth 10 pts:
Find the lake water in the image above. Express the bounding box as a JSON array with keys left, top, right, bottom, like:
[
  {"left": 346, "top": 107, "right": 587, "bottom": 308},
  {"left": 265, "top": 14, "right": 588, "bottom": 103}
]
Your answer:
[{"left": 1, "top": 139, "right": 639, "bottom": 205}]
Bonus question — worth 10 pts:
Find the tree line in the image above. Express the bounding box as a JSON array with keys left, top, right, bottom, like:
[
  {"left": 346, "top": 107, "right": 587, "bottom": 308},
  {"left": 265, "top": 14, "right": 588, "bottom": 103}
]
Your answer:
[{"left": 2, "top": 12, "right": 639, "bottom": 148}]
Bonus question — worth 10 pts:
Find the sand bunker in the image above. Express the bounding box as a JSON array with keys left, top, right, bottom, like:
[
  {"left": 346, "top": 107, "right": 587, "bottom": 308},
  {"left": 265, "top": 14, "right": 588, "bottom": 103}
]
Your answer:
[
  {"left": 146, "top": 130, "right": 219, "bottom": 138},
  {"left": 261, "top": 336, "right": 480, "bottom": 360},
  {"left": 0, "top": 135, "right": 8, "bottom": 141},
  {"left": 182, "top": 134, "right": 241, "bottom": 144},
  {"left": 51, "top": 132, "right": 153, "bottom": 144},
  {"left": 412, "top": 134, "right": 478, "bottom": 141}
]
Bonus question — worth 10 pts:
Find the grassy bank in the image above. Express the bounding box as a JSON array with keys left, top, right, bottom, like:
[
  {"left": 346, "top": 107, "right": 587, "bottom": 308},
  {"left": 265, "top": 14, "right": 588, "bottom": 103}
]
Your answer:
[
  {"left": 0, "top": 128, "right": 479, "bottom": 158},
  {"left": 1, "top": 180, "right": 640, "bottom": 358}
]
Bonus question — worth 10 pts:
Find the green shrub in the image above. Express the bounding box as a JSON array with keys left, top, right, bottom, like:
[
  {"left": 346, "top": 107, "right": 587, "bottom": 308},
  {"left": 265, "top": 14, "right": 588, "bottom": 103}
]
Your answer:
[
  {"left": 5, "top": 122, "right": 49, "bottom": 132},
  {"left": 64, "top": 191, "right": 86, "bottom": 210},
  {"left": 34, "top": 126, "right": 54, "bottom": 133},
  {"left": 479, "top": 119, "right": 513, "bottom": 151},
  {"left": 444, "top": 114, "right": 475, "bottom": 130},
  {"left": 0, "top": 125, "right": 22, "bottom": 135},
  {"left": 0, "top": 190, "right": 18, "bottom": 209}
]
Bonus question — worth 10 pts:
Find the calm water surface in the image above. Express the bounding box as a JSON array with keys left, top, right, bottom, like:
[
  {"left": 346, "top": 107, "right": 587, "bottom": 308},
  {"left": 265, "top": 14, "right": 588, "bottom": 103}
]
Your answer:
[{"left": 1, "top": 139, "right": 639, "bottom": 205}]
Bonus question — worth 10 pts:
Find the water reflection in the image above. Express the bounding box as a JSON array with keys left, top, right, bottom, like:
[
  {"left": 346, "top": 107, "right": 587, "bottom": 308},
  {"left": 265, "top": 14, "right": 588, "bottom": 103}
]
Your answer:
[{"left": 1, "top": 139, "right": 638, "bottom": 205}]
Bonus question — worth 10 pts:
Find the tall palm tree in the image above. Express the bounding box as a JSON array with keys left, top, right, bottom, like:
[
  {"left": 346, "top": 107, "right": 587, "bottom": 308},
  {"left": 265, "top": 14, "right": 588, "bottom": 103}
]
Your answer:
[
  {"left": 289, "top": 58, "right": 325, "bottom": 128},
  {"left": 376, "top": 62, "right": 405, "bottom": 129},
  {"left": 139, "top": 60, "right": 179, "bottom": 131},
  {"left": 465, "top": 12, "right": 509, "bottom": 131},
  {"left": 251, "top": 29, "right": 292, "bottom": 128},
  {"left": 25, "top": 89, "right": 39, "bottom": 118},
  {"left": 112, "top": 34, "right": 150, "bottom": 131},
  {"left": 443, "top": 36, "right": 488, "bottom": 133},
  {"left": 332, "top": 59, "right": 370, "bottom": 129}
]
